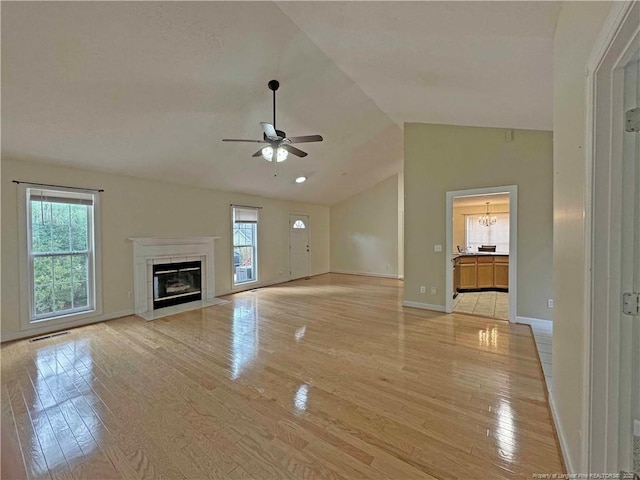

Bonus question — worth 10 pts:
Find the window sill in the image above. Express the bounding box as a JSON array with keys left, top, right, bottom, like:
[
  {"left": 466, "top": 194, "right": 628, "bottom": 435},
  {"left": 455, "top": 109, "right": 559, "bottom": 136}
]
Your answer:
[{"left": 232, "top": 279, "right": 258, "bottom": 289}]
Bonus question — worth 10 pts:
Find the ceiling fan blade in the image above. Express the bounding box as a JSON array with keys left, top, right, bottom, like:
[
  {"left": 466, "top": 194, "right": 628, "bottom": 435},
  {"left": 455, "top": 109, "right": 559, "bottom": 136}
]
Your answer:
[
  {"left": 286, "top": 135, "right": 323, "bottom": 144},
  {"left": 222, "top": 139, "right": 265, "bottom": 143},
  {"left": 251, "top": 149, "right": 264, "bottom": 158},
  {"left": 260, "top": 122, "right": 278, "bottom": 140},
  {"left": 281, "top": 144, "right": 308, "bottom": 158}
]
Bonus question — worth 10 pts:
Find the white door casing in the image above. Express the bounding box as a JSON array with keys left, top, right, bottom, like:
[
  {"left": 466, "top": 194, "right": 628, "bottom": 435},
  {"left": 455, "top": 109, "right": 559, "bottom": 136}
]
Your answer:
[
  {"left": 290, "top": 214, "right": 310, "bottom": 280},
  {"left": 618, "top": 52, "right": 640, "bottom": 475},
  {"left": 445, "top": 185, "right": 518, "bottom": 323},
  {"left": 585, "top": 1, "right": 639, "bottom": 473}
]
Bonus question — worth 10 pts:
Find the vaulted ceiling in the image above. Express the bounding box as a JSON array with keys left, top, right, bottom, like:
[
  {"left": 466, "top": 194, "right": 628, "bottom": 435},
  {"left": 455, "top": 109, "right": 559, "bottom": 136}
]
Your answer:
[{"left": 1, "top": 2, "right": 561, "bottom": 205}]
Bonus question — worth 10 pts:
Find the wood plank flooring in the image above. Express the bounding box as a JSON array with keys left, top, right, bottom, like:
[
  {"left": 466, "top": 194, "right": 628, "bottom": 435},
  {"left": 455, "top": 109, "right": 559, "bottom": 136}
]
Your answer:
[{"left": 1, "top": 273, "right": 564, "bottom": 479}]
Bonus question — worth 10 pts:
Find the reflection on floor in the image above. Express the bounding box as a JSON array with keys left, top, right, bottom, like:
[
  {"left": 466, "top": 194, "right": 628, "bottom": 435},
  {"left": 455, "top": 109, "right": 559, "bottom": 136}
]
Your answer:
[
  {"left": 1, "top": 274, "right": 563, "bottom": 479},
  {"left": 453, "top": 291, "right": 509, "bottom": 320}
]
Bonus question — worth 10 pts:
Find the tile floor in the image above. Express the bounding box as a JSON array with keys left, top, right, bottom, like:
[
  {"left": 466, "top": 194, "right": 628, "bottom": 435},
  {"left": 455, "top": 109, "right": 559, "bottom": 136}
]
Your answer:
[
  {"left": 530, "top": 322, "right": 553, "bottom": 392},
  {"left": 453, "top": 291, "right": 509, "bottom": 320},
  {"left": 138, "top": 298, "right": 229, "bottom": 320}
]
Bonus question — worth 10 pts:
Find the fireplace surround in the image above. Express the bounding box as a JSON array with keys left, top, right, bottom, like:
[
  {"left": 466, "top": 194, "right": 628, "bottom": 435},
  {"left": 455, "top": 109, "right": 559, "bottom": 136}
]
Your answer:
[{"left": 129, "top": 236, "right": 220, "bottom": 320}]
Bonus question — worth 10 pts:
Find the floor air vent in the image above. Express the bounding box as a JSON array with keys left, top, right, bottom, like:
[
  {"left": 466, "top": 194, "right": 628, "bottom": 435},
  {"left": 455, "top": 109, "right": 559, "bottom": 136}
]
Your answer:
[{"left": 29, "top": 331, "right": 70, "bottom": 343}]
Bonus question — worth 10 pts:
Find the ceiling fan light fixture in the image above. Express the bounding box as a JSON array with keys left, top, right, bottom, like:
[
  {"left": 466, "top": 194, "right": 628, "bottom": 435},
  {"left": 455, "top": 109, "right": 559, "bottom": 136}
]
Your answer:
[
  {"left": 262, "top": 146, "right": 288, "bottom": 162},
  {"left": 222, "top": 81, "right": 323, "bottom": 166}
]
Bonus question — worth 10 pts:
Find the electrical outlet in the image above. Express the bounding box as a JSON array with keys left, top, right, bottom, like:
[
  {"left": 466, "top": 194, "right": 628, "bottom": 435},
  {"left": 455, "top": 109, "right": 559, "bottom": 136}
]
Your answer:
[
  {"left": 547, "top": 299, "right": 554, "bottom": 308},
  {"left": 430, "top": 287, "right": 437, "bottom": 295},
  {"left": 434, "top": 244, "right": 442, "bottom": 252},
  {"left": 420, "top": 286, "right": 426, "bottom": 294},
  {"left": 128, "top": 290, "right": 133, "bottom": 298}
]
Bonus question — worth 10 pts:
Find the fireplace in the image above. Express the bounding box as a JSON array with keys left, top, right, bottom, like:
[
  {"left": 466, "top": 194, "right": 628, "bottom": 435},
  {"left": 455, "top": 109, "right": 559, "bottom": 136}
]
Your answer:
[
  {"left": 129, "top": 236, "right": 220, "bottom": 320},
  {"left": 153, "top": 261, "right": 202, "bottom": 309}
]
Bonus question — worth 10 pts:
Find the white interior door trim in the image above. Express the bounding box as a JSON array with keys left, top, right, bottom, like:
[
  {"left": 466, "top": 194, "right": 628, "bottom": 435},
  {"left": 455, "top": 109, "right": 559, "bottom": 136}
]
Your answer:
[
  {"left": 445, "top": 184, "right": 518, "bottom": 323},
  {"left": 583, "top": 0, "right": 639, "bottom": 473}
]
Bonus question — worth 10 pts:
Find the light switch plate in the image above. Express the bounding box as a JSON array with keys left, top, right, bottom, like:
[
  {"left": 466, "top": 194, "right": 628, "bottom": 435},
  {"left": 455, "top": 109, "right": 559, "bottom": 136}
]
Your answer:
[{"left": 434, "top": 245, "right": 442, "bottom": 252}]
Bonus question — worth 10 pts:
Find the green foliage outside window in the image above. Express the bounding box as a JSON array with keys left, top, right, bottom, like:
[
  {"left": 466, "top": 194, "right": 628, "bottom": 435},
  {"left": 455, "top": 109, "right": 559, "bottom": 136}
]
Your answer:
[{"left": 31, "top": 199, "right": 90, "bottom": 317}]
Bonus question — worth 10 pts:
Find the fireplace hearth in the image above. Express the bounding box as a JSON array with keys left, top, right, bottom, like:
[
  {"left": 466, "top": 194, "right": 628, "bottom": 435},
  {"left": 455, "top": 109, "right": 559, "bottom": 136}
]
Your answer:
[{"left": 153, "top": 261, "right": 202, "bottom": 309}]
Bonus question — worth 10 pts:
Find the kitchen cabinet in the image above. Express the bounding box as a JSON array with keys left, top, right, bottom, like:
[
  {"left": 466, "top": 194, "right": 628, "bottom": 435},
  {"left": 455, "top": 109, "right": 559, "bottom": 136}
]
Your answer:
[
  {"left": 476, "top": 256, "right": 494, "bottom": 288},
  {"left": 453, "top": 255, "right": 508, "bottom": 292},
  {"left": 494, "top": 256, "right": 509, "bottom": 288},
  {"left": 458, "top": 256, "right": 478, "bottom": 289}
]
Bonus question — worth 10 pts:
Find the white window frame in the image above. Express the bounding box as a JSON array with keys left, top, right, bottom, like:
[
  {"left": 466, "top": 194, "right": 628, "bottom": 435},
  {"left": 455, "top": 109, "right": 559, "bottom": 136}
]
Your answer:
[
  {"left": 231, "top": 206, "right": 259, "bottom": 287},
  {"left": 18, "top": 184, "right": 102, "bottom": 330}
]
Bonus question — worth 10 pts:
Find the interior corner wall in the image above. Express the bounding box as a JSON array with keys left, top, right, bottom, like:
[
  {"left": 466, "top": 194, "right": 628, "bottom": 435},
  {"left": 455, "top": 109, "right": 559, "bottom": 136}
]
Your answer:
[
  {"left": 398, "top": 172, "right": 404, "bottom": 278},
  {"left": 404, "top": 123, "right": 553, "bottom": 320},
  {"left": 1, "top": 158, "right": 330, "bottom": 340},
  {"left": 551, "top": 1, "right": 612, "bottom": 472},
  {"left": 329, "top": 174, "right": 400, "bottom": 277}
]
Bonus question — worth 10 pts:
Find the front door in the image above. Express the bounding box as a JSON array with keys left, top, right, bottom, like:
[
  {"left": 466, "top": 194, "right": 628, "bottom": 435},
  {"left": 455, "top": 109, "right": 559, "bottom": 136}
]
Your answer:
[{"left": 289, "top": 214, "right": 310, "bottom": 280}]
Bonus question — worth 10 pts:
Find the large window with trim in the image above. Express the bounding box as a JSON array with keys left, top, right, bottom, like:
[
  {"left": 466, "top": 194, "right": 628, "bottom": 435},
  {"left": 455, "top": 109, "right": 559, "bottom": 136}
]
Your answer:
[
  {"left": 465, "top": 212, "right": 510, "bottom": 253},
  {"left": 27, "top": 187, "right": 98, "bottom": 322},
  {"left": 232, "top": 206, "right": 258, "bottom": 286}
]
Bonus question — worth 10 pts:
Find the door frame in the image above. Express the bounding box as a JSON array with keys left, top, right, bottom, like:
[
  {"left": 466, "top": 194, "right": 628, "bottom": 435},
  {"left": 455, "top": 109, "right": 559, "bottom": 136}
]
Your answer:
[
  {"left": 583, "top": 0, "right": 639, "bottom": 473},
  {"left": 445, "top": 184, "right": 518, "bottom": 323},
  {"left": 288, "top": 212, "right": 310, "bottom": 280}
]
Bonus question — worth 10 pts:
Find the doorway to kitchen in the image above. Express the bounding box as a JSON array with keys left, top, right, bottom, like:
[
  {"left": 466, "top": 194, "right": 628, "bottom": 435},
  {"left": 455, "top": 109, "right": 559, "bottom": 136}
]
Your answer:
[{"left": 445, "top": 185, "right": 517, "bottom": 323}]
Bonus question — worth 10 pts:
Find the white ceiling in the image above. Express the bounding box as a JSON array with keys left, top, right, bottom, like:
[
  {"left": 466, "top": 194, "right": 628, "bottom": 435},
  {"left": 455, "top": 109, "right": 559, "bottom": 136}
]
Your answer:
[{"left": 1, "top": 2, "right": 560, "bottom": 205}]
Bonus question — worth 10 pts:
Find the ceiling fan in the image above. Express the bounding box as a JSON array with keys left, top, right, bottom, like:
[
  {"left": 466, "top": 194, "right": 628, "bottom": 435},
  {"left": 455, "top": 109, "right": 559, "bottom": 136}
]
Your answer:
[{"left": 222, "top": 80, "right": 323, "bottom": 171}]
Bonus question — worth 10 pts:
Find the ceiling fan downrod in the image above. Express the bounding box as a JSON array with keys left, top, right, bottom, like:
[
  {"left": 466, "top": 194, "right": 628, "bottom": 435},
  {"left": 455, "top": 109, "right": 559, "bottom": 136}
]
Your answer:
[{"left": 268, "top": 80, "right": 279, "bottom": 130}]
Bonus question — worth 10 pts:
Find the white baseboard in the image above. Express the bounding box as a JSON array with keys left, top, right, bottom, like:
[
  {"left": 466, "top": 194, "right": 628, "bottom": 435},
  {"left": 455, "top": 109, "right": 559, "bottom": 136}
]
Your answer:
[
  {"left": 547, "top": 390, "right": 574, "bottom": 473},
  {"left": 331, "top": 270, "right": 402, "bottom": 279},
  {"left": 220, "top": 277, "right": 290, "bottom": 296},
  {"left": 402, "top": 300, "right": 446, "bottom": 312},
  {"left": 1, "top": 309, "right": 135, "bottom": 343},
  {"left": 516, "top": 316, "right": 553, "bottom": 331}
]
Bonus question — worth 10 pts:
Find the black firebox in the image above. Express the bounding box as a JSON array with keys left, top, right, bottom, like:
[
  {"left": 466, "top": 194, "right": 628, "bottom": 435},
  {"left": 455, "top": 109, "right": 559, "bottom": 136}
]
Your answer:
[{"left": 153, "top": 261, "right": 202, "bottom": 309}]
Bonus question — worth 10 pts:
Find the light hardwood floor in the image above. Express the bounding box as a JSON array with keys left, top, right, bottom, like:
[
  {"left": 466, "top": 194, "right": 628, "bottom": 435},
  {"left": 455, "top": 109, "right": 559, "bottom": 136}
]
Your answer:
[{"left": 1, "top": 274, "right": 564, "bottom": 479}]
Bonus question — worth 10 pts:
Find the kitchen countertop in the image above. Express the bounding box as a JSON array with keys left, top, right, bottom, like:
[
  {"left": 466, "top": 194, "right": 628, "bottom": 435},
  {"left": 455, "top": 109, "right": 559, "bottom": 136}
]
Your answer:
[{"left": 453, "top": 252, "right": 509, "bottom": 258}]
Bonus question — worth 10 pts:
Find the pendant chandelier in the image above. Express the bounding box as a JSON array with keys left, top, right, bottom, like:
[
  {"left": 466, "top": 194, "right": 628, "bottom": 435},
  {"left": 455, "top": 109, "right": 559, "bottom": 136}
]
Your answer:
[{"left": 479, "top": 202, "right": 497, "bottom": 227}]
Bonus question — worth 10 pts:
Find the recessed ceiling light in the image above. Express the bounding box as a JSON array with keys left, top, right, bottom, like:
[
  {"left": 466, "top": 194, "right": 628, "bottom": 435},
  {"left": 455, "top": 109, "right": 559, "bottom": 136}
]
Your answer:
[{"left": 295, "top": 176, "right": 307, "bottom": 184}]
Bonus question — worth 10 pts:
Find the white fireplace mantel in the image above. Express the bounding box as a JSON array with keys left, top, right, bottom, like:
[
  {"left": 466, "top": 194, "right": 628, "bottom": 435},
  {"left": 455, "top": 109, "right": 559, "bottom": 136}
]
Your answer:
[{"left": 129, "top": 236, "right": 221, "bottom": 319}]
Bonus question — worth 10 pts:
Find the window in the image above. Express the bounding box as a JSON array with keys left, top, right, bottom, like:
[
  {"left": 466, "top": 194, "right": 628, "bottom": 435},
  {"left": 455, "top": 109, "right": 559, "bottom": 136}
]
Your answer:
[
  {"left": 232, "top": 206, "right": 258, "bottom": 285},
  {"left": 465, "top": 213, "right": 510, "bottom": 253},
  {"left": 292, "top": 220, "right": 306, "bottom": 229},
  {"left": 27, "top": 187, "right": 98, "bottom": 322}
]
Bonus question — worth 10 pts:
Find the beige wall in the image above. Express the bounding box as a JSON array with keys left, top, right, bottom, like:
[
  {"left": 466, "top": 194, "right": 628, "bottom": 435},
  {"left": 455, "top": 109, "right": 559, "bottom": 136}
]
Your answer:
[
  {"left": 404, "top": 123, "right": 553, "bottom": 319},
  {"left": 452, "top": 203, "right": 509, "bottom": 252},
  {"left": 552, "top": 1, "right": 611, "bottom": 471},
  {"left": 330, "top": 174, "right": 400, "bottom": 277},
  {"left": 1, "top": 158, "right": 330, "bottom": 339}
]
